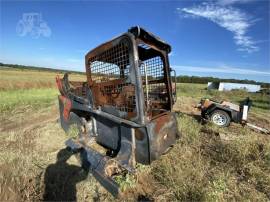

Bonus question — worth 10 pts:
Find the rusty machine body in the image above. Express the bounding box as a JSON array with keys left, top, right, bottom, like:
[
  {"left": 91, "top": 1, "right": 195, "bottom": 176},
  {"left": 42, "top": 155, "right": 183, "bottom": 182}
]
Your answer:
[{"left": 56, "top": 26, "right": 180, "bottom": 196}]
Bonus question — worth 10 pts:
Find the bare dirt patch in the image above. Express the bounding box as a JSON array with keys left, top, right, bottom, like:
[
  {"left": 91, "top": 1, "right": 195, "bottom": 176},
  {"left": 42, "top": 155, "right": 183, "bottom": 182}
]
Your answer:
[{"left": 0, "top": 109, "right": 58, "bottom": 133}]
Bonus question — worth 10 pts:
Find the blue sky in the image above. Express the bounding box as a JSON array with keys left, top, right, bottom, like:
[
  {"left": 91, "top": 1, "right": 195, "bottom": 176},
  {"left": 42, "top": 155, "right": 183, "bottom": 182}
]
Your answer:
[{"left": 0, "top": 0, "right": 269, "bottom": 82}]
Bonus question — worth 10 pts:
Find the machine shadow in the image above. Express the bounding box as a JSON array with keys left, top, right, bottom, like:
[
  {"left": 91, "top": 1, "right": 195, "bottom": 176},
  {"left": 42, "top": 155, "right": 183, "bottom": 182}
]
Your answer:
[{"left": 43, "top": 148, "right": 88, "bottom": 201}]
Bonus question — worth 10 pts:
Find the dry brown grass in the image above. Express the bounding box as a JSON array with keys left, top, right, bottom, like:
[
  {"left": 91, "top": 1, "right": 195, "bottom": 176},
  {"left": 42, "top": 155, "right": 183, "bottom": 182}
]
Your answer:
[
  {"left": 0, "top": 68, "right": 269, "bottom": 201},
  {"left": 0, "top": 67, "right": 86, "bottom": 90},
  {"left": 150, "top": 113, "right": 270, "bottom": 201},
  {"left": 0, "top": 103, "right": 112, "bottom": 201}
]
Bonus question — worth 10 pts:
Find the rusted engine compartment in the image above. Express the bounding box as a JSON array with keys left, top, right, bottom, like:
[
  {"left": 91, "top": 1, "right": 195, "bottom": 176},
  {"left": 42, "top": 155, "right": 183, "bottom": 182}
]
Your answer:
[{"left": 56, "top": 26, "right": 179, "bottom": 196}]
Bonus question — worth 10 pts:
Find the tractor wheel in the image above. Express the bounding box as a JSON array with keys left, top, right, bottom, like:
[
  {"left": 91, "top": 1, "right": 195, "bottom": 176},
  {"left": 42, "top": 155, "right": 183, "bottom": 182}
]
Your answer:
[{"left": 210, "top": 110, "right": 231, "bottom": 127}]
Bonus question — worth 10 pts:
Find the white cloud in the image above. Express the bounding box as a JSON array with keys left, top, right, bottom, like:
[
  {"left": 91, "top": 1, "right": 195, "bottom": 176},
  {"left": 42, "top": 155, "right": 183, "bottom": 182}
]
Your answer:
[
  {"left": 173, "top": 65, "right": 270, "bottom": 76},
  {"left": 217, "top": 0, "right": 255, "bottom": 5},
  {"left": 180, "top": 2, "right": 259, "bottom": 53}
]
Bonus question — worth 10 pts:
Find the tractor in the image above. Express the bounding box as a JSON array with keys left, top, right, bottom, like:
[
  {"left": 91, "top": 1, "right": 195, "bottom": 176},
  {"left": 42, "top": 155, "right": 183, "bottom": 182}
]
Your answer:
[{"left": 56, "top": 26, "right": 180, "bottom": 196}]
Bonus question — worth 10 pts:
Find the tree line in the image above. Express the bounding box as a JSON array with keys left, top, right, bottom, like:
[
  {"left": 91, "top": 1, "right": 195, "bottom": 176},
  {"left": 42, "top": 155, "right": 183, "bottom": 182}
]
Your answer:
[
  {"left": 176, "top": 75, "right": 270, "bottom": 88},
  {"left": 1, "top": 62, "right": 269, "bottom": 88},
  {"left": 0, "top": 62, "right": 85, "bottom": 75}
]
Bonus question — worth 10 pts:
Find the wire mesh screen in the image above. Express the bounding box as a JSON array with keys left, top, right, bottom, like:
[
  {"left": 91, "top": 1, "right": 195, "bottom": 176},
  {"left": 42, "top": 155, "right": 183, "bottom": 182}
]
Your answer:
[
  {"left": 88, "top": 41, "right": 136, "bottom": 118},
  {"left": 89, "top": 42, "right": 130, "bottom": 82},
  {"left": 140, "top": 56, "right": 168, "bottom": 106}
]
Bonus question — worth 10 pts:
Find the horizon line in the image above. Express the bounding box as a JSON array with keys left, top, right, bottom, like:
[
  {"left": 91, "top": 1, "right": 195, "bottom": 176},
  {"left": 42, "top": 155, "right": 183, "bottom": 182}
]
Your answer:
[{"left": 1, "top": 62, "right": 269, "bottom": 84}]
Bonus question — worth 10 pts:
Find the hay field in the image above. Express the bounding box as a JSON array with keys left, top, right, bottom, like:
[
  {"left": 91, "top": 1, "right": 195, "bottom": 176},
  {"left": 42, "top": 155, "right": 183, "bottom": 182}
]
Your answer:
[{"left": 0, "top": 67, "right": 269, "bottom": 201}]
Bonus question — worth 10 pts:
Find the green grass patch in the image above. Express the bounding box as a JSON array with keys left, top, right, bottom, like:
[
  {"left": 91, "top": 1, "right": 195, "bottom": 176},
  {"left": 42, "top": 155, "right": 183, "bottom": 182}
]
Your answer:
[
  {"left": 0, "top": 88, "right": 58, "bottom": 112},
  {"left": 114, "top": 173, "right": 137, "bottom": 191}
]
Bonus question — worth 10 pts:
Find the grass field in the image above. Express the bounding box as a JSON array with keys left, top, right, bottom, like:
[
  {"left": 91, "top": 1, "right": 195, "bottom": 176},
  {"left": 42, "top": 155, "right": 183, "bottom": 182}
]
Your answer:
[{"left": 0, "top": 67, "right": 269, "bottom": 201}]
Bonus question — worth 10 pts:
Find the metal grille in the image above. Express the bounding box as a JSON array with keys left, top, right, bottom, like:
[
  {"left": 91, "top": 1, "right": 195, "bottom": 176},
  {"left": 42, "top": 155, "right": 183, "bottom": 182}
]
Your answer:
[
  {"left": 89, "top": 42, "right": 130, "bottom": 82},
  {"left": 141, "top": 56, "right": 164, "bottom": 80},
  {"left": 140, "top": 56, "right": 168, "bottom": 105},
  {"left": 88, "top": 41, "right": 136, "bottom": 118}
]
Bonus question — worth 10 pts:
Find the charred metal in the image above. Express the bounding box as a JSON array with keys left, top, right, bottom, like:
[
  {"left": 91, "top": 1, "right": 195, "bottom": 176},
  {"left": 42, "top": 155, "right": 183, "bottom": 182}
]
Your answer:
[{"left": 56, "top": 26, "right": 180, "bottom": 196}]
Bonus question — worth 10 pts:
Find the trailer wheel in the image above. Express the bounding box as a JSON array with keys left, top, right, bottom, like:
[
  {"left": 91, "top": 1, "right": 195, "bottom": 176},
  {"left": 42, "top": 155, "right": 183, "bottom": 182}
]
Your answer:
[{"left": 210, "top": 110, "right": 231, "bottom": 127}]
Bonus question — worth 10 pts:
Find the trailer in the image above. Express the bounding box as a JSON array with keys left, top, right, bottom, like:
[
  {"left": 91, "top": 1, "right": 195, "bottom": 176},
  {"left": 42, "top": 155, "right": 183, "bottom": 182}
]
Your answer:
[
  {"left": 197, "top": 97, "right": 252, "bottom": 127},
  {"left": 197, "top": 98, "right": 269, "bottom": 134}
]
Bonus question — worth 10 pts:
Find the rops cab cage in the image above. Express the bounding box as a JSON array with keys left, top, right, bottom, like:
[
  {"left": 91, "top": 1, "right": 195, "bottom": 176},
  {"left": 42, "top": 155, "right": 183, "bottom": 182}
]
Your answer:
[{"left": 56, "top": 26, "right": 180, "bottom": 196}]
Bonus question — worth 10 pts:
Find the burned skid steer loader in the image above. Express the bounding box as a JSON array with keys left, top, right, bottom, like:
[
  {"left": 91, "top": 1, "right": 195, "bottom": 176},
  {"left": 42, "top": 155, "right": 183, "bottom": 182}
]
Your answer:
[{"left": 56, "top": 26, "right": 180, "bottom": 196}]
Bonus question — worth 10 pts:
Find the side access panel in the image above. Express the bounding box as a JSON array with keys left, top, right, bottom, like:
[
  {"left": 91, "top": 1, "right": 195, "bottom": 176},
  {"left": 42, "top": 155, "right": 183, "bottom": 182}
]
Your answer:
[{"left": 147, "top": 112, "right": 179, "bottom": 162}]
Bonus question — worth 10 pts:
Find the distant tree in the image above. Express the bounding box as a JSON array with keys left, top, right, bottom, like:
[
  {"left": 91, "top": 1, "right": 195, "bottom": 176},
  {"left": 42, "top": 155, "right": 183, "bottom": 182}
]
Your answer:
[
  {"left": 176, "top": 75, "right": 269, "bottom": 88},
  {"left": 0, "top": 62, "right": 85, "bottom": 75}
]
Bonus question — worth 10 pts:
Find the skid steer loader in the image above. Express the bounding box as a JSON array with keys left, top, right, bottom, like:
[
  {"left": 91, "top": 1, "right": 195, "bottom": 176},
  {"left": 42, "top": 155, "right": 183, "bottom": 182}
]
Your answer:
[{"left": 56, "top": 26, "right": 180, "bottom": 196}]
